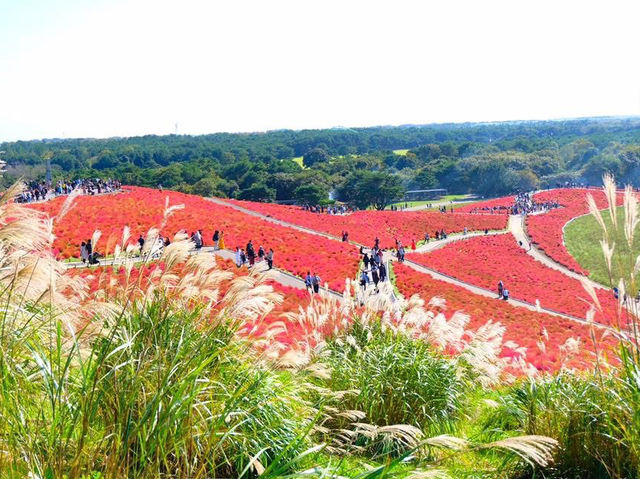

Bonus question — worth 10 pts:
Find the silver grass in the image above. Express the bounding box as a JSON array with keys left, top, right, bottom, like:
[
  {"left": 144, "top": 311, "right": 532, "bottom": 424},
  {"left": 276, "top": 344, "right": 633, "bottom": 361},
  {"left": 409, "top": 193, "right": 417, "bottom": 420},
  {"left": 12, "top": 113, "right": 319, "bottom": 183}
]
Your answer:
[
  {"left": 483, "top": 435, "right": 558, "bottom": 467},
  {"left": 623, "top": 185, "right": 639, "bottom": 249},
  {"left": 587, "top": 193, "right": 608, "bottom": 238},
  {"left": 603, "top": 173, "right": 618, "bottom": 231}
]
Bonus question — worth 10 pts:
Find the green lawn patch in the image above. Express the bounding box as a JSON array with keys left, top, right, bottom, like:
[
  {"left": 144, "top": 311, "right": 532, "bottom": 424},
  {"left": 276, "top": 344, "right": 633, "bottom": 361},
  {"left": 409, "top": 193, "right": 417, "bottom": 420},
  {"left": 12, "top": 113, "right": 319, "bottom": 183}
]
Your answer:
[{"left": 564, "top": 206, "right": 640, "bottom": 287}]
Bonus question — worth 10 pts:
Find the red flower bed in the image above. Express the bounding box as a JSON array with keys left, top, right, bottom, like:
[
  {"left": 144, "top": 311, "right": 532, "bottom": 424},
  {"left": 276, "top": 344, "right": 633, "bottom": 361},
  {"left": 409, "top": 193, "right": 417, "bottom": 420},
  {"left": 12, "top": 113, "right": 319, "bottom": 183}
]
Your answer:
[
  {"left": 525, "top": 189, "right": 624, "bottom": 274},
  {"left": 393, "top": 262, "right": 616, "bottom": 372},
  {"left": 30, "top": 187, "right": 360, "bottom": 292},
  {"left": 228, "top": 199, "right": 507, "bottom": 248},
  {"left": 70, "top": 258, "right": 322, "bottom": 348},
  {"left": 407, "top": 233, "right": 621, "bottom": 325},
  {"left": 456, "top": 196, "right": 516, "bottom": 214}
]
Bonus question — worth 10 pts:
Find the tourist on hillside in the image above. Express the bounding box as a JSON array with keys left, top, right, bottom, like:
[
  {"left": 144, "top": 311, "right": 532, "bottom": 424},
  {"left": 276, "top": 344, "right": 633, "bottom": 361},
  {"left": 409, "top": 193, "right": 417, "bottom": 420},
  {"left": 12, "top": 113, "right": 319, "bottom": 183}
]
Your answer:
[
  {"left": 398, "top": 245, "right": 405, "bottom": 262},
  {"left": 164, "top": 236, "right": 171, "bottom": 247},
  {"left": 194, "top": 230, "right": 203, "bottom": 249},
  {"left": 363, "top": 253, "right": 370, "bottom": 269},
  {"left": 360, "top": 269, "right": 370, "bottom": 291},
  {"left": 371, "top": 267, "right": 380, "bottom": 293},
  {"left": 497, "top": 280, "right": 504, "bottom": 299},
  {"left": 212, "top": 230, "right": 220, "bottom": 249},
  {"left": 87, "top": 239, "right": 93, "bottom": 258},
  {"left": 218, "top": 231, "right": 225, "bottom": 250},
  {"left": 266, "top": 248, "right": 274, "bottom": 270},
  {"left": 246, "top": 240, "right": 256, "bottom": 266},
  {"left": 258, "top": 245, "right": 265, "bottom": 261},
  {"left": 374, "top": 237, "right": 380, "bottom": 250},
  {"left": 342, "top": 231, "right": 349, "bottom": 242},
  {"left": 235, "top": 247, "right": 243, "bottom": 267},
  {"left": 138, "top": 235, "right": 145, "bottom": 253},
  {"left": 312, "top": 273, "right": 321, "bottom": 294},
  {"left": 435, "top": 231, "right": 440, "bottom": 240},
  {"left": 305, "top": 271, "right": 313, "bottom": 291},
  {"left": 502, "top": 288, "right": 510, "bottom": 301},
  {"left": 80, "top": 241, "right": 89, "bottom": 263},
  {"left": 424, "top": 233, "right": 430, "bottom": 244},
  {"left": 379, "top": 262, "right": 387, "bottom": 282},
  {"left": 411, "top": 239, "right": 416, "bottom": 250}
]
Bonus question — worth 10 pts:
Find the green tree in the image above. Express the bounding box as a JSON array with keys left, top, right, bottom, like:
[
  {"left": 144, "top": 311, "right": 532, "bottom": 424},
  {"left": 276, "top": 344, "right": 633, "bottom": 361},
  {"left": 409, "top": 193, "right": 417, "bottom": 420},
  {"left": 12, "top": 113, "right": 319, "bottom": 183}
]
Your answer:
[
  {"left": 293, "top": 183, "right": 328, "bottom": 205},
  {"left": 302, "top": 148, "right": 330, "bottom": 168},
  {"left": 238, "top": 182, "right": 276, "bottom": 202},
  {"left": 339, "top": 171, "right": 404, "bottom": 210}
]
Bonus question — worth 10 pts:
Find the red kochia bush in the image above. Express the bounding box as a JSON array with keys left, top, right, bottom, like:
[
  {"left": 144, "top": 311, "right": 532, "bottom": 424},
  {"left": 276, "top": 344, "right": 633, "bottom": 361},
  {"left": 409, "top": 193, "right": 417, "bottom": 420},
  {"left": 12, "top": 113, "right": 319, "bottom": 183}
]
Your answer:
[
  {"left": 407, "top": 233, "right": 620, "bottom": 325},
  {"left": 525, "top": 189, "right": 624, "bottom": 274},
  {"left": 30, "top": 187, "right": 360, "bottom": 292},
  {"left": 228, "top": 199, "right": 507, "bottom": 248},
  {"left": 393, "top": 262, "right": 616, "bottom": 373}
]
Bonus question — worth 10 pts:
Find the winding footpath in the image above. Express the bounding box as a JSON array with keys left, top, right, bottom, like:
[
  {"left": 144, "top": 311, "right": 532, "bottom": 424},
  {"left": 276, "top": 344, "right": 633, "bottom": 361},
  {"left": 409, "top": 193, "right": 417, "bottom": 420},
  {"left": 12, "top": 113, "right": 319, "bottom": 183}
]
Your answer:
[
  {"left": 66, "top": 246, "right": 344, "bottom": 300},
  {"left": 207, "top": 197, "right": 608, "bottom": 328},
  {"left": 508, "top": 214, "right": 605, "bottom": 290}
]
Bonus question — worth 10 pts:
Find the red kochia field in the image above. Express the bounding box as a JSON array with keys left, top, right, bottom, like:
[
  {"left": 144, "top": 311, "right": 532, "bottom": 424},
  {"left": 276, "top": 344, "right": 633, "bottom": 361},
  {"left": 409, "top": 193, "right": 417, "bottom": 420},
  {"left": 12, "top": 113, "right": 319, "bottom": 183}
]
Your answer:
[
  {"left": 229, "top": 199, "right": 508, "bottom": 248},
  {"left": 407, "top": 233, "right": 620, "bottom": 325},
  {"left": 526, "top": 189, "right": 624, "bottom": 274},
  {"left": 70, "top": 258, "right": 324, "bottom": 348},
  {"left": 30, "top": 187, "right": 360, "bottom": 292},
  {"left": 393, "top": 263, "right": 616, "bottom": 372}
]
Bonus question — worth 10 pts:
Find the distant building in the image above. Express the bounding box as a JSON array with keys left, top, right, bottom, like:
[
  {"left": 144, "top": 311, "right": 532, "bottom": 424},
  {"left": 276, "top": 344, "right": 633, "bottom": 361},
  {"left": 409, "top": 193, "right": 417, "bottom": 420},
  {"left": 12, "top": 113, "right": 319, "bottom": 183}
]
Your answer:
[{"left": 404, "top": 188, "right": 447, "bottom": 201}]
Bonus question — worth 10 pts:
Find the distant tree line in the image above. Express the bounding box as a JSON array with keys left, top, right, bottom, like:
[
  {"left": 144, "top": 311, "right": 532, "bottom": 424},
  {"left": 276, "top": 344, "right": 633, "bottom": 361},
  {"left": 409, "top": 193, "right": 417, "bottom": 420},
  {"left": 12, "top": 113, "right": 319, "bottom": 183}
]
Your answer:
[{"left": 2, "top": 117, "right": 640, "bottom": 209}]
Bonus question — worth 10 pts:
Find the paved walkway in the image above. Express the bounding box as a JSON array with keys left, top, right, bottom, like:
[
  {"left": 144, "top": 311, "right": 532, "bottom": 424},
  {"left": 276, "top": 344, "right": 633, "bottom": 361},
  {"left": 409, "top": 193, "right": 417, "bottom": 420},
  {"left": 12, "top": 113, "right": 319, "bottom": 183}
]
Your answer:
[
  {"left": 412, "top": 229, "right": 504, "bottom": 254},
  {"left": 206, "top": 196, "right": 610, "bottom": 328},
  {"left": 66, "top": 246, "right": 344, "bottom": 300},
  {"left": 508, "top": 215, "right": 604, "bottom": 290}
]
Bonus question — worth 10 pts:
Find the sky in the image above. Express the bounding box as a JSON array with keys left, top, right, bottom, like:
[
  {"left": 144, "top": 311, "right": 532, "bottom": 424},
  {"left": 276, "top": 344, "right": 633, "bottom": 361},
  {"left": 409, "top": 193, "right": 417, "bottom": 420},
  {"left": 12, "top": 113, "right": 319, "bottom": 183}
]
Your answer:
[{"left": 1, "top": 0, "right": 639, "bottom": 142}]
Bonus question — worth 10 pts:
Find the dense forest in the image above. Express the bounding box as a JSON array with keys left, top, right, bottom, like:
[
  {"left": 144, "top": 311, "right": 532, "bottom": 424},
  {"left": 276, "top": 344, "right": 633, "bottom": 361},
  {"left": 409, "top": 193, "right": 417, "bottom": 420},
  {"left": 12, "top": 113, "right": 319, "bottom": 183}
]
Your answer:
[{"left": 2, "top": 116, "right": 640, "bottom": 207}]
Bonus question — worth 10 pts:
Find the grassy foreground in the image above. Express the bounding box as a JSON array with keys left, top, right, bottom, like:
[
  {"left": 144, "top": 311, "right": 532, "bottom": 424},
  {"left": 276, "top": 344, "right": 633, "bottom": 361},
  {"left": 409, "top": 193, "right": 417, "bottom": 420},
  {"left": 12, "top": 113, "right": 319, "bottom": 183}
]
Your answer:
[
  {"left": 564, "top": 206, "right": 640, "bottom": 287},
  {"left": 1, "top": 177, "right": 640, "bottom": 478}
]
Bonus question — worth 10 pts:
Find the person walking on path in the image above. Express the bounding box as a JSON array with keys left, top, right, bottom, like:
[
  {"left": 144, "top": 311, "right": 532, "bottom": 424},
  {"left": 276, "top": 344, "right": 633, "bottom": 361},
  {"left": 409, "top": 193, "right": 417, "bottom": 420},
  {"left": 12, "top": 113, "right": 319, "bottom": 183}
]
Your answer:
[
  {"left": 363, "top": 253, "right": 370, "bottom": 269},
  {"left": 235, "top": 247, "right": 243, "bottom": 268},
  {"left": 379, "top": 262, "right": 387, "bottom": 282},
  {"left": 138, "top": 235, "right": 144, "bottom": 253},
  {"left": 246, "top": 240, "right": 256, "bottom": 266},
  {"left": 212, "top": 230, "right": 220, "bottom": 249},
  {"left": 312, "top": 272, "right": 321, "bottom": 294},
  {"left": 258, "top": 245, "right": 265, "bottom": 261},
  {"left": 80, "top": 242, "right": 89, "bottom": 263},
  {"left": 497, "top": 280, "right": 504, "bottom": 299},
  {"left": 360, "top": 269, "right": 370, "bottom": 292},
  {"left": 218, "top": 231, "right": 225, "bottom": 250},
  {"left": 266, "top": 248, "right": 274, "bottom": 270},
  {"left": 371, "top": 267, "right": 380, "bottom": 293},
  {"left": 305, "top": 271, "right": 313, "bottom": 292}
]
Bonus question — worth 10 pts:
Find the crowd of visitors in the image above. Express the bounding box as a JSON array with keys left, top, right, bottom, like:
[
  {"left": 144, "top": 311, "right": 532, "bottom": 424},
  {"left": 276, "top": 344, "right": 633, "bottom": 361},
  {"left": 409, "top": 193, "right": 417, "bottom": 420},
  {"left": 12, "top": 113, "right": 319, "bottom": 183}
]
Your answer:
[
  {"left": 234, "top": 240, "right": 275, "bottom": 271},
  {"left": 467, "top": 191, "right": 560, "bottom": 215},
  {"left": 358, "top": 238, "right": 389, "bottom": 295},
  {"left": 17, "top": 178, "right": 121, "bottom": 203},
  {"left": 302, "top": 204, "right": 351, "bottom": 215}
]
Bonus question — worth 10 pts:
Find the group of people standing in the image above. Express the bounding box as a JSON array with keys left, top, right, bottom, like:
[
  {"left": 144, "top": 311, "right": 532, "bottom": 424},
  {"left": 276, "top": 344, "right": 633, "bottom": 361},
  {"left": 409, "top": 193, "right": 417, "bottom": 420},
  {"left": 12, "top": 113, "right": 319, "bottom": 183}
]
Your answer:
[
  {"left": 235, "top": 240, "right": 274, "bottom": 270},
  {"left": 80, "top": 239, "right": 101, "bottom": 265},
  {"left": 18, "top": 178, "right": 121, "bottom": 203},
  {"left": 359, "top": 239, "right": 388, "bottom": 294},
  {"left": 497, "top": 280, "right": 510, "bottom": 300}
]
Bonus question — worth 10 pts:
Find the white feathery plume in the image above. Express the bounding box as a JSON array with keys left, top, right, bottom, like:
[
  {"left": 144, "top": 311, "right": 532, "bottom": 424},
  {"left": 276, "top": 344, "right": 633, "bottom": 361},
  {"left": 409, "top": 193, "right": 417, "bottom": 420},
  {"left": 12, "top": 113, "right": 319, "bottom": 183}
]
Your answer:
[
  {"left": 586, "top": 193, "right": 607, "bottom": 237},
  {"left": 624, "top": 185, "right": 639, "bottom": 249},
  {"left": 600, "top": 239, "right": 615, "bottom": 275},
  {"left": 603, "top": 173, "right": 618, "bottom": 231}
]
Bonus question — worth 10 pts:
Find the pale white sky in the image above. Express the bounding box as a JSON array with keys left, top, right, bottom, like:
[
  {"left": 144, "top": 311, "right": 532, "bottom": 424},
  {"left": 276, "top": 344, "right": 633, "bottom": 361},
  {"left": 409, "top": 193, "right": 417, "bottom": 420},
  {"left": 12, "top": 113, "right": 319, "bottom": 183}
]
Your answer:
[{"left": 1, "top": 0, "right": 639, "bottom": 142}]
